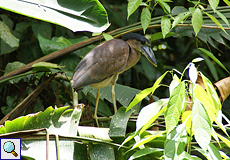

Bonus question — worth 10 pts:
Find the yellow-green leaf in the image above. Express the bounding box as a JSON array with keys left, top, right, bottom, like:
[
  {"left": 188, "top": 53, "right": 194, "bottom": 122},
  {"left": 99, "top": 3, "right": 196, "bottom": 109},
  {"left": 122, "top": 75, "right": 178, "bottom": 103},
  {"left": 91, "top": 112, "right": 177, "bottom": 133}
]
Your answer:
[
  {"left": 192, "top": 8, "right": 203, "bottom": 36},
  {"left": 141, "top": 8, "right": 151, "bottom": 34},
  {"left": 161, "top": 15, "right": 171, "bottom": 39},
  {"left": 204, "top": 11, "right": 227, "bottom": 34}
]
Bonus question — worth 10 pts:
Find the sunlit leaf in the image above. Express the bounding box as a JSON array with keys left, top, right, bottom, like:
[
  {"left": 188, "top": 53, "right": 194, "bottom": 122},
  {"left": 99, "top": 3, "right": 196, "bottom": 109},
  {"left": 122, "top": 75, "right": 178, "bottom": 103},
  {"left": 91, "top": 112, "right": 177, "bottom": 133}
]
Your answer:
[
  {"left": 161, "top": 15, "right": 171, "bottom": 39},
  {"left": 136, "top": 99, "right": 168, "bottom": 132},
  {"left": 172, "top": 11, "right": 191, "bottom": 29},
  {"left": 127, "top": 0, "right": 143, "bottom": 19},
  {"left": 126, "top": 71, "right": 168, "bottom": 111},
  {"left": 216, "top": 10, "right": 229, "bottom": 27},
  {"left": 169, "top": 74, "right": 180, "bottom": 95},
  {"left": 32, "top": 62, "right": 64, "bottom": 69},
  {"left": 192, "top": 57, "right": 204, "bottom": 63},
  {"left": 208, "top": 0, "right": 219, "bottom": 11},
  {"left": 141, "top": 8, "right": 151, "bottom": 34},
  {"left": 223, "top": 0, "right": 230, "bottom": 7},
  {"left": 0, "top": 21, "right": 19, "bottom": 48},
  {"left": 129, "top": 148, "right": 163, "bottom": 160},
  {"left": 102, "top": 33, "right": 113, "bottom": 41},
  {"left": 204, "top": 11, "right": 227, "bottom": 34},
  {"left": 109, "top": 107, "right": 133, "bottom": 137},
  {"left": 192, "top": 8, "right": 203, "bottom": 36},
  {"left": 192, "top": 99, "right": 211, "bottom": 150},
  {"left": 165, "top": 81, "right": 186, "bottom": 134},
  {"left": 164, "top": 124, "right": 187, "bottom": 159},
  {"left": 181, "top": 111, "right": 193, "bottom": 135},
  {"left": 0, "top": 0, "right": 110, "bottom": 32}
]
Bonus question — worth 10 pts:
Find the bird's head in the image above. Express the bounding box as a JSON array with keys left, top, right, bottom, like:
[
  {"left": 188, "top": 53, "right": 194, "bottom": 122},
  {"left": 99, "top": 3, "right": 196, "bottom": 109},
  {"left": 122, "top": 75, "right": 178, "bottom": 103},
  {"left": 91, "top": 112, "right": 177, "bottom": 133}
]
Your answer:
[{"left": 122, "top": 33, "right": 157, "bottom": 67}]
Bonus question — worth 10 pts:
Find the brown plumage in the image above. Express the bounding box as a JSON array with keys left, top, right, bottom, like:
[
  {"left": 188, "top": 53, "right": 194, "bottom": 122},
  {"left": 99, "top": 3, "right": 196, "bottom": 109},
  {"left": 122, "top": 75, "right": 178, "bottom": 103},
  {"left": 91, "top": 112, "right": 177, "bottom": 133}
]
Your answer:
[{"left": 72, "top": 33, "right": 157, "bottom": 126}]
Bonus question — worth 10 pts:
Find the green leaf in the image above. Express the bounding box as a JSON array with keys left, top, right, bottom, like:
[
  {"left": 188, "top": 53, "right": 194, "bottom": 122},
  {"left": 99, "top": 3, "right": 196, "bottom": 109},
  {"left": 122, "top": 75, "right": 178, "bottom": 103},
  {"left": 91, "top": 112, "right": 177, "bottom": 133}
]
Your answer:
[
  {"left": 194, "top": 84, "right": 216, "bottom": 122},
  {"left": 102, "top": 33, "right": 113, "bottom": 41},
  {"left": 127, "top": 0, "right": 143, "bottom": 19},
  {"left": 172, "top": 11, "right": 191, "bottom": 29},
  {"left": 0, "top": 0, "right": 110, "bottom": 32},
  {"left": 199, "top": 54, "right": 218, "bottom": 81},
  {"left": 192, "top": 99, "right": 211, "bottom": 151},
  {"left": 126, "top": 71, "right": 168, "bottom": 111},
  {"left": 157, "top": 1, "right": 171, "bottom": 14},
  {"left": 136, "top": 99, "right": 168, "bottom": 132},
  {"left": 208, "top": 0, "right": 219, "bottom": 11},
  {"left": 141, "top": 8, "right": 151, "bottom": 34},
  {"left": 131, "top": 131, "right": 166, "bottom": 150},
  {"left": 215, "top": 10, "right": 229, "bottom": 27},
  {"left": 4, "top": 61, "right": 26, "bottom": 83},
  {"left": 165, "top": 81, "right": 186, "bottom": 134},
  {"left": 164, "top": 124, "right": 187, "bottom": 159},
  {"left": 140, "top": 105, "right": 167, "bottom": 134},
  {"left": 32, "top": 62, "right": 64, "bottom": 69},
  {"left": 89, "top": 144, "right": 115, "bottom": 160},
  {"left": 204, "top": 11, "right": 227, "bottom": 34},
  {"left": 129, "top": 148, "right": 163, "bottom": 160},
  {"left": 198, "top": 48, "right": 229, "bottom": 74},
  {"left": 0, "top": 21, "right": 19, "bottom": 48},
  {"left": 223, "top": 0, "right": 230, "bottom": 7},
  {"left": 151, "top": 32, "right": 175, "bottom": 41},
  {"left": 192, "top": 8, "right": 203, "bottom": 36},
  {"left": 161, "top": 15, "right": 171, "bottom": 39},
  {"left": 109, "top": 107, "right": 133, "bottom": 137},
  {"left": 199, "top": 72, "right": 221, "bottom": 111}
]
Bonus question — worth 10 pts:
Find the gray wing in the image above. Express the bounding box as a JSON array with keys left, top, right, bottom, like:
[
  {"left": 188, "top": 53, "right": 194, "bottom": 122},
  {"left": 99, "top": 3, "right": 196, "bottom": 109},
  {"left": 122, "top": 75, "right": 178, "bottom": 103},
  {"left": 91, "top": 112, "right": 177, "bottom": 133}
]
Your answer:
[{"left": 72, "top": 39, "right": 130, "bottom": 91}]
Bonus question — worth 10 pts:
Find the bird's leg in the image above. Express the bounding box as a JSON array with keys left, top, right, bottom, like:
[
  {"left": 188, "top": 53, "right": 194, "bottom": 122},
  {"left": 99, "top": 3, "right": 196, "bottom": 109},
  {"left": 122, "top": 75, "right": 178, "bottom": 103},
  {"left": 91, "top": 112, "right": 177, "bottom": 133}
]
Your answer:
[
  {"left": 94, "top": 89, "right": 100, "bottom": 127},
  {"left": 111, "top": 84, "right": 117, "bottom": 113}
]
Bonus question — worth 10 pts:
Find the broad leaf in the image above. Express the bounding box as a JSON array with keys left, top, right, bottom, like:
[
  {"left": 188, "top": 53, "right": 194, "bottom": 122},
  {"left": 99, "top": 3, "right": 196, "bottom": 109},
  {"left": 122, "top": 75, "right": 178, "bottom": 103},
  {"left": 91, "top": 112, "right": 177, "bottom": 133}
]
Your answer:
[
  {"left": 0, "top": 0, "right": 110, "bottom": 32},
  {"left": 164, "top": 124, "right": 187, "bottom": 160},
  {"left": 136, "top": 99, "right": 168, "bottom": 132},
  {"left": 208, "top": 0, "right": 219, "bottom": 11},
  {"left": 192, "top": 8, "right": 203, "bottom": 36},
  {"left": 204, "top": 11, "right": 227, "bottom": 34},
  {"left": 0, "top": 21, "right": 19, "bottom": 48},
  {"left": 161, "top": 15, "right": 171, "bottom": 39},
  {"left": 165, "top": 81, "right": 186, "bottom": 134},
  {"left": 109, "top": 107, "right": 133, "bottom": 137},
  {"left": 192, "top": 99, "right": 211, "bottom": 151},
  {"left": 127, "top": 0, "right": 143, "bottom": 19},
  {"left": 172, "top": 11, "right": 191, "bottom": 29},
  {"left": 129, "top": 148, "right": 163, "bottom": 160},
  {"left": 141, "top": 8, "right": 151, "bottom": 34},
  {"left": 126, "top": 71, "right": 168, "bottom": 111}
]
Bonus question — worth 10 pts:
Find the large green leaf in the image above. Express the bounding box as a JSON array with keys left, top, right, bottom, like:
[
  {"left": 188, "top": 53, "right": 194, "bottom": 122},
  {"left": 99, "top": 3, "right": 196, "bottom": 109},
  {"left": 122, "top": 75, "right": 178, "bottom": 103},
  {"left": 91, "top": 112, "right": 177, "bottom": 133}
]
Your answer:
[
  {"left": 161, "top": 15, "right": 171, "bottom": 39},
  {"left": 109, "top": 107, "right": 133, "bottom": 137},
  {"left": 0, "top": 21, "right": 19, "bottom": 48},
  {"left": 165, "top": 81, "right": 186, "bottom": 134},
  {"left": 192, "top": 8, "right": 203, "bottom": 36},
  {"left": 164, "top": 124, "right": 187, "bottom": 159},
  {"left": 141, "top": 8, "right": 151, "bottom": 34},
  {"left": 0, "top": 0, "right": 110, "bottom": 32},
  {"left": 127, "top": 0, "right": 143, "bottom": 19},
  {"left": 191, "top": 99, "right": 211, "bottom": 151},
  {"left": 126, "top": 71, "right": 169, "bottom": 111}
]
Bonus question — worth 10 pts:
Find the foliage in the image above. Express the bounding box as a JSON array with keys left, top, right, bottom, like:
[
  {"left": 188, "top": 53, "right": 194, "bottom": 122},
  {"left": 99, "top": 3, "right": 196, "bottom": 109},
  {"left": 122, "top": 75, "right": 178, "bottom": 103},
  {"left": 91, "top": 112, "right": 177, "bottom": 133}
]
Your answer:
[{"left": 0, "top": 0, "right": 230, "bottom": 159}]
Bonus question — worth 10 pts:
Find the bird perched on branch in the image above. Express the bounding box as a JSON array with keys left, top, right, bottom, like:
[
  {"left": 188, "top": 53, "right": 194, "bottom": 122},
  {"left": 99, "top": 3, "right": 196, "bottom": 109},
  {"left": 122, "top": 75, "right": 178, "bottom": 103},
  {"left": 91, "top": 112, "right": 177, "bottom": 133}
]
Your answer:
[{"left": 72, "top": 33, "right": 157, "bottom": 126}]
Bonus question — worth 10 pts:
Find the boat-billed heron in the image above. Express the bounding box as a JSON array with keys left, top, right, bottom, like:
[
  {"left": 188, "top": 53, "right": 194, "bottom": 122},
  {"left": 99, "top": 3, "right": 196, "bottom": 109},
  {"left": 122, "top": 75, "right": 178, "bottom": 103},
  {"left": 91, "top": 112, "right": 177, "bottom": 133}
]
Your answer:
[{"left": 72, "top": 33, "right": 157, "bottom": 126}]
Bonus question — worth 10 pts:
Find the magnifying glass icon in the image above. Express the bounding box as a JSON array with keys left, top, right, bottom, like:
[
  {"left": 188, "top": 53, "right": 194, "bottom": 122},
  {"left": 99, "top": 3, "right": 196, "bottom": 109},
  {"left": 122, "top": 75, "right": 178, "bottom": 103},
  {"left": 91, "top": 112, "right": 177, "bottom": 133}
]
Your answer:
[{"left": 3, "top": 141, "right": 18, "bottom": 157}]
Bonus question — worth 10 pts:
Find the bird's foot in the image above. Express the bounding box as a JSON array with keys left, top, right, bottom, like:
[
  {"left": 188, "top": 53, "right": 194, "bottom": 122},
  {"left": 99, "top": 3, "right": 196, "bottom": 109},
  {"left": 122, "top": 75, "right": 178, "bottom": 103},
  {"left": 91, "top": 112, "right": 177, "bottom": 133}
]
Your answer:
[{"left": 93, "top": 115, "right": 99, "bottom": 127}]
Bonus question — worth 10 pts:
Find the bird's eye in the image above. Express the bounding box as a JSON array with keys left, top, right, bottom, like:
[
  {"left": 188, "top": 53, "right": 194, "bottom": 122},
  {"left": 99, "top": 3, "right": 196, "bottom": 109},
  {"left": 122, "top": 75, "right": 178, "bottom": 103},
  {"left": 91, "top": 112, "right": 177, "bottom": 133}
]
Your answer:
[{"left": 141, "top": 41, "right": 145, "bottom": 45}]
